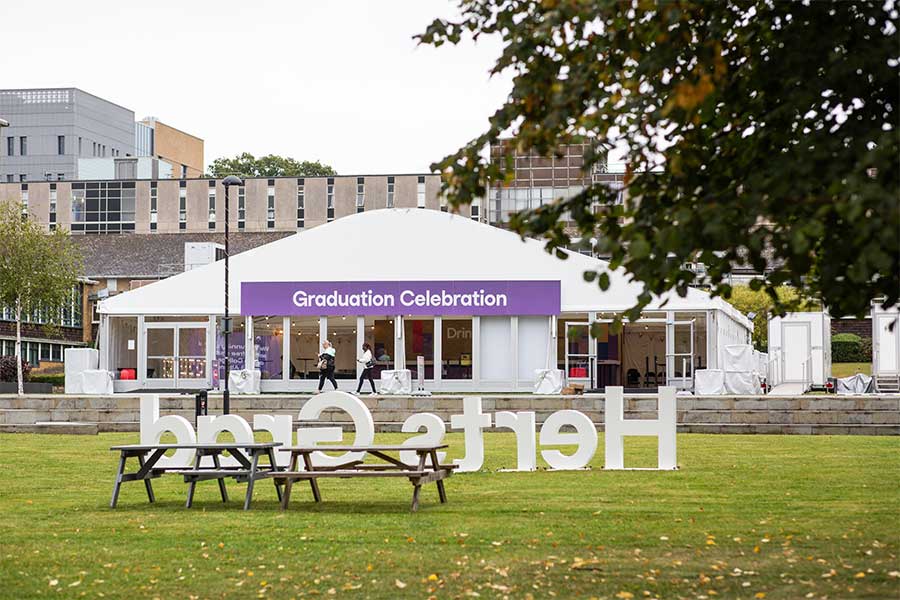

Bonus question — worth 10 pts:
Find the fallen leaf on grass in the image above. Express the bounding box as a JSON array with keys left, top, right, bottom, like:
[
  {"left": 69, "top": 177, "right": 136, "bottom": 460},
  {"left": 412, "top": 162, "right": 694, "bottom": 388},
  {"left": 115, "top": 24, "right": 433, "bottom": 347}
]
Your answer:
[
  {"left": 615, "top": 592, "right": 634, "bottom": 599},
  {"left": 395, "top": 579, "right": 407, "bottom": 589}
]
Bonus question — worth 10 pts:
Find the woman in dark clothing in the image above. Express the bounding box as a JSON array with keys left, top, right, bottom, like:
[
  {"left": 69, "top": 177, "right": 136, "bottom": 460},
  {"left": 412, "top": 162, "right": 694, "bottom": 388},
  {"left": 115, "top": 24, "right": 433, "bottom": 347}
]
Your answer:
[
  {"left": 355, "top": 342, "right": 377, "bottom": 394},
  {"left": 317, "top": 340, "right": 337, "bottom": 392}
]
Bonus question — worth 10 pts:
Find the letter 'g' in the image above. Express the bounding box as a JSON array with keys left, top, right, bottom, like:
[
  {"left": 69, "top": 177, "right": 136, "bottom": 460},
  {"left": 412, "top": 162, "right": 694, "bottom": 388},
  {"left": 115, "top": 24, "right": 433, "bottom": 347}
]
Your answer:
[
  {"left": 297, "top": 391, "right": 375, "bottom": 467},
  {"left": 140, "top": 394, "right": 196, "bottom": 468}
]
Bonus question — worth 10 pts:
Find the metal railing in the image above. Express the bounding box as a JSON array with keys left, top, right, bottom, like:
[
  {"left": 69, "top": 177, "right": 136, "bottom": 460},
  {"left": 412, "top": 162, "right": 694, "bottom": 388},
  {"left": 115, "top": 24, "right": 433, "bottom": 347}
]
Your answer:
[{"left": 801, "top": 354, "right": 813, "bottom": 392}]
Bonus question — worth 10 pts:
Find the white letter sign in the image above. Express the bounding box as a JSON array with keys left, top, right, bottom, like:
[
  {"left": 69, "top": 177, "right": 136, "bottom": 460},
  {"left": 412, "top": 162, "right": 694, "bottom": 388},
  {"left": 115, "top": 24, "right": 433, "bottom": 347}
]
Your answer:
[
  {"left": 539, "top": 410, "right": 597, "bottom": 470},
  {"left": 604, "top": 386, "right": 677, "bottom": 470},
  {"left": 450, "top": 397, "right": 492, "bottom": 472},
  {"left": 495, "top": 411, "right": 536, "bottom": 471},
  {"left": 297, "top": 391, "right": 375, "bottom": 468}
]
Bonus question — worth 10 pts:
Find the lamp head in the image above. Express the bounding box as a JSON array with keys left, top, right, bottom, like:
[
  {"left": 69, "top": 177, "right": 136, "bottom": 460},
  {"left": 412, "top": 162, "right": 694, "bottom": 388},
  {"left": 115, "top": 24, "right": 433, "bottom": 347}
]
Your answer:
[
  {"left": 222, "top": 175, "right": 243, "bottom": 187},
  {"left": 0, "top": 118, "right": 9, "bottom": 128}
]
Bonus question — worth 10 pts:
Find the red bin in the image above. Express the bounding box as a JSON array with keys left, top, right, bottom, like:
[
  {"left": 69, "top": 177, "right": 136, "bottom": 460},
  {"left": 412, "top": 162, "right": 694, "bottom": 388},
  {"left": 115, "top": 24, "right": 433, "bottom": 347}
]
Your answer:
[
  {"left": 120, "top": 368, "right": 136, "bottom": 380},
  {"left": 569, "top": 367, "right": 587, "bottom": 378}
]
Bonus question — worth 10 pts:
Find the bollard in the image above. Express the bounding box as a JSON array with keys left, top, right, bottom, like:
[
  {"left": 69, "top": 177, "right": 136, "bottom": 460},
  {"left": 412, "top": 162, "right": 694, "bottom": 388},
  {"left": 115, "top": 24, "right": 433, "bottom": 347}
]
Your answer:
[{"left": 194, "top": 390, "right": 208, "bottom": 427}]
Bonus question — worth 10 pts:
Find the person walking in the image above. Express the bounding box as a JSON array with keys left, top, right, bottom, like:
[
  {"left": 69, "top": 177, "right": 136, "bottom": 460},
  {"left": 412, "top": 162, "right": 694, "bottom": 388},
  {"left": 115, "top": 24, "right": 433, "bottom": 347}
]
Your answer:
[
  {"left": 317, "top": 340, "right": 337, "bottom": 392},
  {"left": 354, "top": 342, "right": 377, "bottom": 394}
]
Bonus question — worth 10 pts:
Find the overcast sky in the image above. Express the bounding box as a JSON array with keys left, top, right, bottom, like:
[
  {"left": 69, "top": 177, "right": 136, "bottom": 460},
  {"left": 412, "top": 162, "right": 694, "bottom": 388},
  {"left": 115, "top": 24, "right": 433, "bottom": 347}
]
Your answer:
[{"left": 3, "top": 0, "right": 514, "bottom": 174}]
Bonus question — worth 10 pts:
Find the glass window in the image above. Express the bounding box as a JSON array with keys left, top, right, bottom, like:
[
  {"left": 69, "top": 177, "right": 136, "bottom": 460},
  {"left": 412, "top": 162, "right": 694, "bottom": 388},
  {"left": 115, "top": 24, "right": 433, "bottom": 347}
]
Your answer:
[
  {"left": 19, "top": 137, "right": 27, "bottom": 156},
  {"left": 363, "top": 316, "right": 395, "bottom": 378},
  {"left": 326, "top": 317, "right": 356, "bottom": 379},
  {"left": 288, "top": 316, "right": 319, "bottom": 379},
  {"left": 326, "top": 178, "right": 335, "bottom": 221},
  {"left": 110, "top": 317, "right": 138, "bottom": 378},
  {"left": 216, "top": 317, "right": 246, "bottom": 381},
  {"left": 6, "top": 137, "right": 12, "bottom": 156},
  {"left": 387, "top": 176, "right": 395, "bottom": 208},
  {"left": 146, "top": 328, "right": 174, "bottom": 379},
  {"left": 253, "top": 316, "right": 283, "bottom": 380},
  {"left": 442, "top": 319, "right": 472, "bottom": 380},
  {"left": 417, "top": 176, "right": 426, "bottom": 208},
  {"left": 267, "top": 185, "right": 275, "bottom": 229},
  {"left": 404, "top": 317, "right": 434, "bottom": 379},
  {"left": 70, "top": 182, "right": 136, "bottom": 234},
  {"left": 58, "top": 135, "right": 65, "bottom": 155},
  {"left": 296, "top": 179, "right": 305, "bottom": 229},
  {"left": 149, "top": 184, "right": 158, "bottom": 231},
  {"left": 238, "top": 187, "right": 246, "bottom": 230},
  {"left": 208, "top": 189, "right": 216, "bottom": 229},
  {"left": 177, "top": 327, "right": 208, "bottom": 380},
  {"left": 356, "top": 177, "right": 365, "bottom": 213}
]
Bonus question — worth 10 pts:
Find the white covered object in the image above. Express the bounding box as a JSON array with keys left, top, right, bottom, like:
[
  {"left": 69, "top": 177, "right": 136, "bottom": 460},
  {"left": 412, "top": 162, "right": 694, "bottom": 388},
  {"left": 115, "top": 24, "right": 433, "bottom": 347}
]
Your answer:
[
  {"left": 753, "top": 351, "right": 768, "bottom": 376},
  {"left": 81, "top": 370, "right": 114, "bottom": 395},
  {"left": 872, "top": 304, "right": 900, "bottom": 377},
  {"left": 228, "top": 369, "right": 261, "bottom": 394},
  {"left": 768, "top": 312, "right": 831, "bottom": 387},
  {"left": 380, "top": 369, "right": 412, "bottom": 395},
  {"left": 533, "top": 369, "right": 564, "bottom": 394},
  {"left": 695, "top": 369, "right": 726, "bottom": 395},
  {"left": 724, "top": 371, "right": 761, "bottom": 395},
  {"left": 723, "top": 345, "right": 756, "bottom": 372},
  {"left": 64, "top": 348, "right": 99, "bottom": 394},
  {"left": 836, "top": 373, "right": 874, "bottom": 395}
]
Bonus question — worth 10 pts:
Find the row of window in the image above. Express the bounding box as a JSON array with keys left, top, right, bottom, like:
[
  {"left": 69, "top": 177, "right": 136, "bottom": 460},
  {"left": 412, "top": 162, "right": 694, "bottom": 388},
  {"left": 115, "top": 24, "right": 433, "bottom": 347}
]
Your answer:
[
  {"left": 4, "top": 135, "right": 120, "bottom": 158},
  {"left": 0, "top": 287, "right": 83, "bottom": 328},
  {"left": 0, "top": 340, "right": 81, "bottom": 365},
  {"left": 15, "top": 177, "right": 481, "bottom": 234}
]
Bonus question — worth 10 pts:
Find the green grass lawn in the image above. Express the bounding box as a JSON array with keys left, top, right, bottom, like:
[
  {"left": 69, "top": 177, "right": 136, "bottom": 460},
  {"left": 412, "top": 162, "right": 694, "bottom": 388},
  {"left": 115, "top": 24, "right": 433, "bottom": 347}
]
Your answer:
[
  {"left": 832, "top": 363, "right": 872, "bottom": 378},
  {"left": 1, "top": 433, "right": 898, "bottom": 599}
]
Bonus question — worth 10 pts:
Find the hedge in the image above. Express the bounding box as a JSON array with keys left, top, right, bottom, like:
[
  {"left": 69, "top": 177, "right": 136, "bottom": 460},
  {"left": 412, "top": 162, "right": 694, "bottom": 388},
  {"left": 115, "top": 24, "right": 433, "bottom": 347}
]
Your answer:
[
  {"left": 29, "top": 374, "right": 65, "bottom": 387},
  {"left": 832, "top": 333, "right": 870, "bottom": 363}
]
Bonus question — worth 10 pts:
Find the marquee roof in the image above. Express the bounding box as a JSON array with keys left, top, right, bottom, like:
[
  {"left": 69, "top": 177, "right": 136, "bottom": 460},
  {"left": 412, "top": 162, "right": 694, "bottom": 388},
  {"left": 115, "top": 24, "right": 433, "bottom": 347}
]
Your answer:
[{"left": 99, "top": 208, "right": 752, "bottom": 329}]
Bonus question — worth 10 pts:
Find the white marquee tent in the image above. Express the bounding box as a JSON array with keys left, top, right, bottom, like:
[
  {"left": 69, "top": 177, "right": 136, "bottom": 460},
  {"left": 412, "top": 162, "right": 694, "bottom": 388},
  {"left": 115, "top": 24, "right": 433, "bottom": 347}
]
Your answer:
[{"left": 99, "top": 209, "right": 752, "bottom": 393}]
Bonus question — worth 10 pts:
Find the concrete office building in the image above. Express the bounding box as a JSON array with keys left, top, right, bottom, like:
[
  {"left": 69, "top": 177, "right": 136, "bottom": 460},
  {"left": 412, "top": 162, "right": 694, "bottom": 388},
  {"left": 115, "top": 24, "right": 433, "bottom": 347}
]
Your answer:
[
  {"left": 0, "top": 88, "right": 204, "bottom": 183},
  {"left": 0, "top": 88, "right": 135, "bottom": 183},
  {"left": 488, "top": 138, "right": 626, "bottom": 227},
  {"left": 0, "top": 173, "right": 466, "bottom": 235}
]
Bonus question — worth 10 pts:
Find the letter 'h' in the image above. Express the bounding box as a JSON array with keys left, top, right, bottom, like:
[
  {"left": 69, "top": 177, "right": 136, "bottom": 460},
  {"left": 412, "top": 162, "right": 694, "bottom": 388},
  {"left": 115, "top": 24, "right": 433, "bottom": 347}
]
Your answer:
[{"left": 604, "top": 386, "right": 677, "bottom": 470}]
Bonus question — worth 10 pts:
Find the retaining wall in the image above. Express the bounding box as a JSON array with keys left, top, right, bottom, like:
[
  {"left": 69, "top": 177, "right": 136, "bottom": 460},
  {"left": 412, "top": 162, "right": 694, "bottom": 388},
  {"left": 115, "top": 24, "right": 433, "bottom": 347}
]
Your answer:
[{"left": 0, "top": 393, "right": 897, "bottom": 435}]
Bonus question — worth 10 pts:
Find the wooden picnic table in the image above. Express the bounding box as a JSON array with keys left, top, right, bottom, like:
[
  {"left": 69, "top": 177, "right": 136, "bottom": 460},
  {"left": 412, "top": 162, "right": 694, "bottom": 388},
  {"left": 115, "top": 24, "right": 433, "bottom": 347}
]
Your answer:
[
  {"left": 273, "top": 444, "right": 455, "bottom": 512},
  {"left": 109, "top": 442, "right": 283, "bottom": 510}
]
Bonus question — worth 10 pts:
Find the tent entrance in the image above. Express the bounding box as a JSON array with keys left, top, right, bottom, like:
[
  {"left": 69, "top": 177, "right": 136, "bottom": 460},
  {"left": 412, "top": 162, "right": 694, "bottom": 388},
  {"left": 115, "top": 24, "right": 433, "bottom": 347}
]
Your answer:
[
  {"left": 666, "top": 319, "right": 695, "bottom": 392},
  {"left": 144, "top": 323, "right": 208, "bottom": 389},
  {"left": 565, "top": 322, "right": 594, "bottom": 385}
]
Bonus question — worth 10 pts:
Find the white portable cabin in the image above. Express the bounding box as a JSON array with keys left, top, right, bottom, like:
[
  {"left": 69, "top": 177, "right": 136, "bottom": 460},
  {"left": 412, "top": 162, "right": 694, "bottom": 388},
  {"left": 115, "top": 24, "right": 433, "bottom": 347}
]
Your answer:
[
  {"left": 768, "top": 312, "right": 831, "bottom": 390},
  {"left": 872, "top": 304, "right": 900, "bottom": 391}
]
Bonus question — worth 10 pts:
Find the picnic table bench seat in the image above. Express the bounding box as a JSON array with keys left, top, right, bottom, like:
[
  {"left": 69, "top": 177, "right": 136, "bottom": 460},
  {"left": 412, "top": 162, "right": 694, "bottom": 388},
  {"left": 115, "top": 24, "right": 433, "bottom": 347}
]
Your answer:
[
  {"left": 109, "top": 442, "right": 283, "bottom": 510},
  {"left": 276, "top": 444, "right": 453, "bottom": 511}
]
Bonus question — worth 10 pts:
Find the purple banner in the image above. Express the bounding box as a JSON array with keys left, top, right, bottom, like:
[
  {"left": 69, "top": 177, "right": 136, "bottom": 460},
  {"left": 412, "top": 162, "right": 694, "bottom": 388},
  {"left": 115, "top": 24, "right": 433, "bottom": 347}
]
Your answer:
[{"left": 241, "top": 281, "right": 560, "bottom": 316}]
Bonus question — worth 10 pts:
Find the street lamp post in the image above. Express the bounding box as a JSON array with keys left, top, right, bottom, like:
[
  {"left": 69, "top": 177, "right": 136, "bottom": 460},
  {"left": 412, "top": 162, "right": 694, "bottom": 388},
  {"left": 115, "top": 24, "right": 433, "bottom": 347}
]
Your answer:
[{"left": 221, "top": 175, "right": 244, "bottom": 414}]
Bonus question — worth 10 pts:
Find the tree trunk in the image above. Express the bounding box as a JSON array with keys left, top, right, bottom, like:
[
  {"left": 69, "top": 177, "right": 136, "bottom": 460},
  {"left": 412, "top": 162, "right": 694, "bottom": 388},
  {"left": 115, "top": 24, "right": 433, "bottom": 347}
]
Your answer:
[{"left": 15, "top": 298, "right": 23, "bottom": 396}]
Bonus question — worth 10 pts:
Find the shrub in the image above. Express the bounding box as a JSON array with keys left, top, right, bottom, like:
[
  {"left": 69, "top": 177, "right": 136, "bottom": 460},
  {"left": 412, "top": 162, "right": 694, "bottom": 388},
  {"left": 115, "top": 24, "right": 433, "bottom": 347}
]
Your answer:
[
  {"left": 29, "top": 374, "right": 65, "bottom": 387},
  {"left": 0, "top": 355, "right": 31, "bottom": 383},
  {"left": 832, "top": 333, "right": 867, "bottom": 362}
]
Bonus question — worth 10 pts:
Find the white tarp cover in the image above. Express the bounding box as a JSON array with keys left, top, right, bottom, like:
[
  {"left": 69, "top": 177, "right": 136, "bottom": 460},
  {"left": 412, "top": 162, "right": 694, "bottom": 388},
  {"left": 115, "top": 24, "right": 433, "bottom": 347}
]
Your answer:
[
  {"left": 64, "top": 348, "right": 99, "bottom": 394},
  {"left": 534, "top": 369, "right": 564, "bottom": 394},
  {"left": 695, "top": 369, "right": 726, "bottom": 395},
  {"left": 99, "top": 209, "right": 753, "bottom": 330},
  {"left": 81, "top": 370, "right": 114, "bottom": 395},
  {"left": 724, "top": 371, "right": 761, "bottom": 395},
  {"left": 754, "top": 351, "right": 768, "bottom": 376},
  {"left": 228, "top": 369, "right": 261, "bottom": 394},
  {"left": 723, "top": 345, "right": 756, "bottom": 372},
  {"left": 836, "top": 373, "right": 874, "bottom": 395},
  {"left": 380, "top": 369, "right": 412, "bottom": 395}
]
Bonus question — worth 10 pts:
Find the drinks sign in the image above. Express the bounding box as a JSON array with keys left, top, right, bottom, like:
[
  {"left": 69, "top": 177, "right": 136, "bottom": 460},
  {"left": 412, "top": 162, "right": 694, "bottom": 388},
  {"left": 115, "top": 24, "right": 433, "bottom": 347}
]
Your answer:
[{"left": 240, "top": 280, "right": 561, "bottom": 317}]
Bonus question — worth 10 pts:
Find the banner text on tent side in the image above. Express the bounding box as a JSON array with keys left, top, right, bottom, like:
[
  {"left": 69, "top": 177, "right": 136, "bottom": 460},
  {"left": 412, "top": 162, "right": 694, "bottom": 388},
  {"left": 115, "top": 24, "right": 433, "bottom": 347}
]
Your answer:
[{"left": 240, "top": 280, "right": 561, "bottom": 316}]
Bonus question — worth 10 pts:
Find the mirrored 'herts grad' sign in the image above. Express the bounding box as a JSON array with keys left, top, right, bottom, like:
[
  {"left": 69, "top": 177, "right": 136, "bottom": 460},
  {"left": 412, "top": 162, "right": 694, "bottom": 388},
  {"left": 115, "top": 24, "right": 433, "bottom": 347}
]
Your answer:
[{"left": 240, "top": 281, "right": 561, "bottom": 317}]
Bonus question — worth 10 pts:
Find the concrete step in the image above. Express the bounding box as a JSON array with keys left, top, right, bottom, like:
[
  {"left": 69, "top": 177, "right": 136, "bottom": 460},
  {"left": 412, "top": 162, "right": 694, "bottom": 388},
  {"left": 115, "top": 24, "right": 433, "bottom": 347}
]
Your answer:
[{"left": 0, "top": 421, "right": 99, "bottom": 435}]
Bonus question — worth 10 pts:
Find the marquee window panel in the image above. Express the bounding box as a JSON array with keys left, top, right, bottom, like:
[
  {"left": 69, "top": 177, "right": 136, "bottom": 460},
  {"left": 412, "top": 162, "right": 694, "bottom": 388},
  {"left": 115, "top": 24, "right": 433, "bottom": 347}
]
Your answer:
[{"left": 480, "top": 316, "right": 513, "bottom": 380}]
